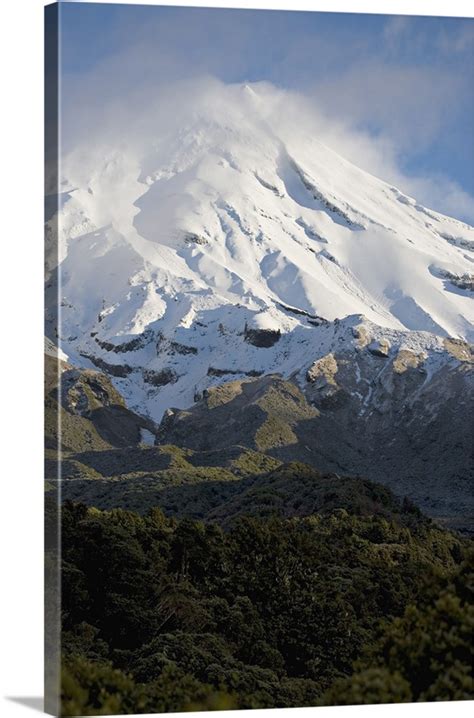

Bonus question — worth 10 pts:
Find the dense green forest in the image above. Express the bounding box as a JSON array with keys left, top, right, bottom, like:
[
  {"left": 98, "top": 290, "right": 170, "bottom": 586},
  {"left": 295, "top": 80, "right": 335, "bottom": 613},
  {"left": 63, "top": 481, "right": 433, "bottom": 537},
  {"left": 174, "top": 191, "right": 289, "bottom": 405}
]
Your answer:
[{"left": 47, "top": 493, "right": 473, "bottom": 715}]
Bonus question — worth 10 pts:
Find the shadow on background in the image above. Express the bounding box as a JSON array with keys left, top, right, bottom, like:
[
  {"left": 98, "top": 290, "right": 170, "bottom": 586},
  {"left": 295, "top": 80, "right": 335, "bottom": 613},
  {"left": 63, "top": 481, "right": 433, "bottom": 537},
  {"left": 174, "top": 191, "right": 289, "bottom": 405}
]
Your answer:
[{"left": 6, "top": 697, "right": 44, "bottom": 713}]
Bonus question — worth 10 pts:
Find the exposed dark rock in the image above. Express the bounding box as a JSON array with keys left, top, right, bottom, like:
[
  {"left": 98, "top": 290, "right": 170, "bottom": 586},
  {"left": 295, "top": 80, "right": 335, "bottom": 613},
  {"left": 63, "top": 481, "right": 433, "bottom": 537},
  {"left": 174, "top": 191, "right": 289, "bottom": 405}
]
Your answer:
[
  {"left": 278, "top": 301, "right": 328, "bottom": 325},
  {"left": 80, "top": 353, "right": 134, "bottom": 378},
  {"left": 95, "top": 329, "right": 153, "bottom": 354},
  {"left": 452, "top": 276, "right": 474, "bottom": 291},
  {"left": 442, "top": 270, "right": 474, "bottom": 292},
  {"left": 307, "top": 317, "right": 328, "bottom": 327},
  {"left": 183, "top": 231, "right": 208, "bottom": 246},
  {"left": 156, "top": 332, "right": 198, "bottom": 356},
  {"left": 244, "top": 324, "right": 281, "bottom": 348},
  {"left": 169, "top": 340, "right": 198, "bottom": 355},
  {"left": 143, "top": 367, "right": 178, "bottom": 387},
  {"left": 439, "top": 232, "right": 474, "bottom": 252},
  {"left": 255, "top": 173, "right": 282, "bottom": 196},
  {"left": 207, "top": 366, "right": 263, "bottom": 378}
]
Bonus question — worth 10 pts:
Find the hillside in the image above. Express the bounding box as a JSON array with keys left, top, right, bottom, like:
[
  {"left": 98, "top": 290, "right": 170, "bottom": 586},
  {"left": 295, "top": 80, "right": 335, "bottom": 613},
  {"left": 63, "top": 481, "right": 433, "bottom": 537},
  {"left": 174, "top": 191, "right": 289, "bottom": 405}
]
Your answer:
[
  {"left": 45, "top": 350, "right": 156, "bottom": 480},
  {"left": 47, "top": 335, "right": 472, "bottom": 531}
]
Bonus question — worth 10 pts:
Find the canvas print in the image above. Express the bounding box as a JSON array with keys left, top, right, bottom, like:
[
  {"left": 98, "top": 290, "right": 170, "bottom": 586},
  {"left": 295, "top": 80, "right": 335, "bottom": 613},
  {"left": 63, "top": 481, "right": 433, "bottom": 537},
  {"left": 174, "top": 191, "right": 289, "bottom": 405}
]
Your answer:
[{"left": 45, "top": 2, "right": 474, "bottom": 715}]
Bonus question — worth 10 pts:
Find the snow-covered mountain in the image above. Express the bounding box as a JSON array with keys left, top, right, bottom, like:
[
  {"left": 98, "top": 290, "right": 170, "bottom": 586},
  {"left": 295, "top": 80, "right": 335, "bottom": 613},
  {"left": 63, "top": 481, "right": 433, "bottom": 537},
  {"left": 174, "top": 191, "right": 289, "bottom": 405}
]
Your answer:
[{"left": 46, "top": 83, "right": 474, "bottom": 422}]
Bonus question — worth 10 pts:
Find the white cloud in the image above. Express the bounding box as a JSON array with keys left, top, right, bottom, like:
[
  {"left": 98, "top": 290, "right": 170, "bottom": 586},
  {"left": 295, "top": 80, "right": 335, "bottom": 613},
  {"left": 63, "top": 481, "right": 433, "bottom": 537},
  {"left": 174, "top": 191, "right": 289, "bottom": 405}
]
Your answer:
[
  {"left": 255, "top": 86, "right": 474, "bottom": 222},
  {"left": 59, "top": 15, "right": 474, "bottom": 224},
  {"left": 308, "top": 61, "right": 465, "bottom": 152}
]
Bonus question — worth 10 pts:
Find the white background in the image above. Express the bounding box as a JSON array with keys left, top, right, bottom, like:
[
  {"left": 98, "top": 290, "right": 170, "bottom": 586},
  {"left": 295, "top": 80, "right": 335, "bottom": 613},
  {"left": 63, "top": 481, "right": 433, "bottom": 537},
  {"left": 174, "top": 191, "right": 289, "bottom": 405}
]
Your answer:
[{"left": 0, "top": 0, "right": 472, "bottom": 716}]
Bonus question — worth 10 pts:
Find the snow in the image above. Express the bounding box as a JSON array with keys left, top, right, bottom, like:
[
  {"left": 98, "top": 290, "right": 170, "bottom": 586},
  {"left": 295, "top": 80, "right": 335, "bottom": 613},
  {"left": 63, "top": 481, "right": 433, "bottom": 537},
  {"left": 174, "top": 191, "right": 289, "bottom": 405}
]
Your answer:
[
  {"left": 45, "top": 337, "right": 68, "bottom": 363},
  {"left": 47, "top": 82, "right": 474, "bottom": 421},
  {"left": 140, "top": 429, "right": 155, "bottom": 446}
]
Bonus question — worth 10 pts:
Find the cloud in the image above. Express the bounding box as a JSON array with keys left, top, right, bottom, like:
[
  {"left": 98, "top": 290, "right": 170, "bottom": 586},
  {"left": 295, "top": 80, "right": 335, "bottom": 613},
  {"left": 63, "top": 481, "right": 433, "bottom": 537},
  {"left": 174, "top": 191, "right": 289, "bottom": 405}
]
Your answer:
[
  {"left": 253, "top": 87, "right": 474, "bottom": 222},
  {"left": 312, "top": 115, "right": 474, "bottom": 222},
  {"left": 308, "top": 61, "right": 464, "bottom": 152},
  {"left": 58, "top": 8, "right": 474, "bottom": 224}
]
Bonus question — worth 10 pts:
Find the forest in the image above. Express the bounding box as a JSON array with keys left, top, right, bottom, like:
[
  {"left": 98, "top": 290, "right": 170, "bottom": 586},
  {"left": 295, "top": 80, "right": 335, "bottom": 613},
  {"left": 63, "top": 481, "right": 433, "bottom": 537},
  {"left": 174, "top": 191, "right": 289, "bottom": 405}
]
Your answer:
[{"left": 45, "top": 492, "right": 473, "bottom": 715}]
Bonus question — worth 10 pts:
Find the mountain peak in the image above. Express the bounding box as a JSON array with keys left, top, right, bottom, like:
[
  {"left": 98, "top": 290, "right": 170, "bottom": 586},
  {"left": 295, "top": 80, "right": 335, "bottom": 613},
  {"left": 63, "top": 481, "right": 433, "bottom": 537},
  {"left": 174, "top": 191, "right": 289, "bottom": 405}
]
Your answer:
[{"left": 47, "top": 86, "right": 473, "bottom": 421}]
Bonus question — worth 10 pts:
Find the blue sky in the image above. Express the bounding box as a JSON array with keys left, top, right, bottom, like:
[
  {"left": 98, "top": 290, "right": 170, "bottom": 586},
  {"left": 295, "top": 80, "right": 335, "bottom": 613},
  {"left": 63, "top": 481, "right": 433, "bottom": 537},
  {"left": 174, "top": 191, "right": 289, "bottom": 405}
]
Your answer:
[{"left": 57, "top": 2, "right": 474, "bottom": 221}]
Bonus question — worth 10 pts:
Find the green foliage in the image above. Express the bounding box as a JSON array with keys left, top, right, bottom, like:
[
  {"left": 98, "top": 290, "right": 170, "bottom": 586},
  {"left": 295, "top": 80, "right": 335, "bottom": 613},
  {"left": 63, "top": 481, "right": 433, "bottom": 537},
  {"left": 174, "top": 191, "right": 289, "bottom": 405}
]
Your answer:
[
  {"left": 55, "top": 498, "right": 473, "bottom": 713},
  {"left": 61, "top": 657, "right": 235, "bottom": 716},
  {"left": 323, "top": 667, "right": 413, "bottom": 705},
  {"left": 322, "top": 551, "right": 474, "bottom": 704},
  {"left": 62, "top": 657, "right": 140, "bottom": 716},
  {"left": 55, "top": 460, "right": 433, "bottom": 530}
]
